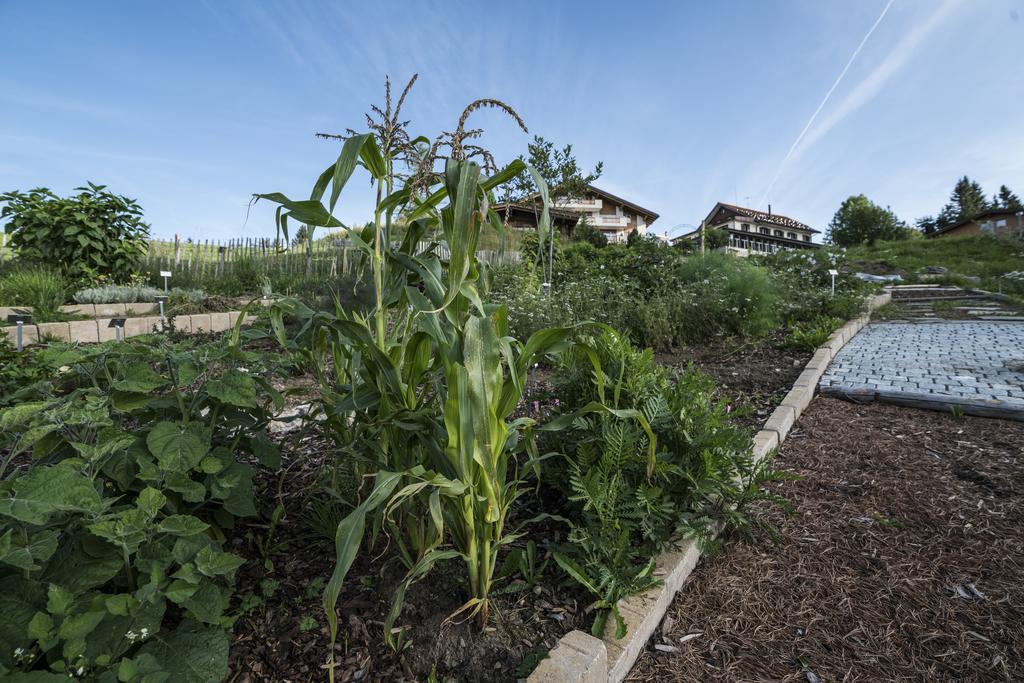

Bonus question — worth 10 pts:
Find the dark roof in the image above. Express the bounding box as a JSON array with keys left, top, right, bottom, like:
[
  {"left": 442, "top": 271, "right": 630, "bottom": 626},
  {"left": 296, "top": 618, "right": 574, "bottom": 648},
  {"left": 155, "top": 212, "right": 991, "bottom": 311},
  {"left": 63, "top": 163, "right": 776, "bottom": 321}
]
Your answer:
[
  {"left": 585, "top": 185, "right": 660, "bottom": 223},
  {"left": 705, "top": 202, "right": 819, "bottom": 234},
  {"left": 928, "top": 208, "right": 1022, "bottom": 238},
  {"left": 490, "top": 201, "right": 580, "bottom": 225},
  {"left": 495, "top": 185, "right": 660, "bottom": 225}
]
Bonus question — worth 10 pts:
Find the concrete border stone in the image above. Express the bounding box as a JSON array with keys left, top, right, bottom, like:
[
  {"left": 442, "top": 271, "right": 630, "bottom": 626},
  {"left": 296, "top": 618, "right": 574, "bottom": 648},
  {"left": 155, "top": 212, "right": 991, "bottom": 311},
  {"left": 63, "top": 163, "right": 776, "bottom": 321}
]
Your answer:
[
  {"left": 97, "top": 318, "right": 124, "bottom": 342},
  {"left": 780, "top": 385, "right": 814, "bottom": 416},
  {"left": 189, "top": 314, "right": 213, "bottom": 333},
  {"left": 210, "top": 312, "right": 231, "bottom": 332},
  {"left": 1, "top": 324, "right": 39, "bottom": 346},
  {"left": 530, "top": 631, "right": 607, "bottom": 683},
  {"left": 60, "top": 304, "right": 96, "bottom": 316},
  {"left": 528, "top": 287, "right": 895, "bottom": 683},
  {"left": 94, "top": 303, "right": 128, "bottom": 318},
  {"left": 763, "top": 404, "right": 796, "bottom": 441},
  {"left": 124, "top": 303, "right": 158, "bottom": 316},
  {"left": 37, "top": 322, "right": 72, "bottom": 342},
  {"left": 69, "top": 320, "right": 100, "bottom": 344},
  {"left": 124, "top": 317, "right": 157, "bottom": 338},
  {"left": 804, "top": 348, "right": 833, "bottom": 371}
]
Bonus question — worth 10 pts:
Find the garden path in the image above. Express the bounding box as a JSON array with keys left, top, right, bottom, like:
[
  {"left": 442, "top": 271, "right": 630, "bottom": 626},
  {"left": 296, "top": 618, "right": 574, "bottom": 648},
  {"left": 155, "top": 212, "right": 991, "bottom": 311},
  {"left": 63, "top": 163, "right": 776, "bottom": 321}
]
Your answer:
[{"left": 819, "top": 288, "right": 1024, "bottom": 420}]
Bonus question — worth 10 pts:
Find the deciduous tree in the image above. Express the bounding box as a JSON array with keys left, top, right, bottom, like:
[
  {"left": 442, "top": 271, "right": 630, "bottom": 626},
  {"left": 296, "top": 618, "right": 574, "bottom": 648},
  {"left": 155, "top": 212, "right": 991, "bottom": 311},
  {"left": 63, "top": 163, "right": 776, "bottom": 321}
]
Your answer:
[{"left": 827, "top": 194, "right": 908, "bottom": 246}]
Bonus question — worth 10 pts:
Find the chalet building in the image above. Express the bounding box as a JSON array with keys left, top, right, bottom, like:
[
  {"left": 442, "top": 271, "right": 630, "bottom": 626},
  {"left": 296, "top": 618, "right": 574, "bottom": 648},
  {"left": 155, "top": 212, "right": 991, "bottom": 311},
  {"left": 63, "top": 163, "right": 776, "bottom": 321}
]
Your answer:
[
  {"left": 927, "top": 208, "right": 1023, "bottom": 239},
  {"left": 673, "top": 203, "right": 820, "bottom": 255},
  {"left": 495, "top": 185, "right": 659, "bottom": 243}
]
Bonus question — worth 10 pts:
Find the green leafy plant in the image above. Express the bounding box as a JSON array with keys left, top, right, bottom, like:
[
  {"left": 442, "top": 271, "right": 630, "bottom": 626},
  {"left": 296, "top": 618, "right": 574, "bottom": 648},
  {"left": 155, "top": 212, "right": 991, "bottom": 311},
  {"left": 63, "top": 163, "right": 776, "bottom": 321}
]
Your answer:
[
  {"left": 781, "top": 316, "right": 843, "bottom": 351},
  {"left": 494, "top": 540, "right": 549, "bottom": 594},
  {"left": 548, "top": 330, "right": 776, "bottom": 638},
  {"left": 0, "top": 266, "right": 69, "bottom": 321},
  {"left": 1, "top": 182, "right": 150, "bottom": 282},
  {"left": 0, "top": 337, "right": 283, "bottom": 680}
]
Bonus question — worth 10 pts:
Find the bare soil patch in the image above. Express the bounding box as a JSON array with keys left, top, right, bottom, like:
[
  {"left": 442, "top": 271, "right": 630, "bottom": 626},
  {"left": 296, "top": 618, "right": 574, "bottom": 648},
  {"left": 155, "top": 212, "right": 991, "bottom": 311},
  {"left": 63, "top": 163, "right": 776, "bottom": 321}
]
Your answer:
[
  {"left": 629, "top": 397, "right": 1024, "bottom": 682},
  {"left": 658, "top": 332, "right": 812, "bottom": 429},
  {"left": 227, "top": 430, "right": 587, "bottom": 683}
]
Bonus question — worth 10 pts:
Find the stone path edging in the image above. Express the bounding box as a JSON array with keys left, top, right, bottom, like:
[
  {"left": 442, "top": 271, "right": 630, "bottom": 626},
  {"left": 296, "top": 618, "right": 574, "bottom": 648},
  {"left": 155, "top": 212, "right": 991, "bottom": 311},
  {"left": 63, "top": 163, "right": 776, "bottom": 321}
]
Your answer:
[{"left": 528, "top": 290, "right": 893, "bottom": 683}]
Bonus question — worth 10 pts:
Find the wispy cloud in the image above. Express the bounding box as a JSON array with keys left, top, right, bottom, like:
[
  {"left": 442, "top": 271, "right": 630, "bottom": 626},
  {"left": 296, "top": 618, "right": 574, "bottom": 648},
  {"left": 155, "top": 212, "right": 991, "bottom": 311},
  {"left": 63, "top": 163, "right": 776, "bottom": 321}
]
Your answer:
[
  {"left": 791, "top": 0, "right": 966, "bottom": 161},
  {"left": 0, "top": 79, "right": 127, "bottom": 122},
  {"left": 758, "top": 0, "right": 895, "bottom": 207}
]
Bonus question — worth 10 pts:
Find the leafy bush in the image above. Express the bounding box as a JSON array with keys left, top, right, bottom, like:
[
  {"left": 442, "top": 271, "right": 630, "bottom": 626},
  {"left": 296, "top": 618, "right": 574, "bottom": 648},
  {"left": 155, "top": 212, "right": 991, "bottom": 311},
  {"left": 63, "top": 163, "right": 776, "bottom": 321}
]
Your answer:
[
  {"left": 1, "top": 182, "right": 150, "bottom": 282},
  {"left": 493, "top": 248, "right": 786, "bottom": 350},
  {"left": 756, "top": 248, "right": 869, "bottom": 325},
  {"left": 781, "top": 316, "right": 843, "bottom": 351},
  {"left": 0, "top": 267, "right": 68, "bottom": 319},
  {"left": 650, "top": 252, "right": 779, "bottom": 343},
  {"left": 548, "top": 330, "right": 779, "bottom": 636},
  {"left": 0, "top": 339, "right": 282, "bottom": 680},
  {"left": 0, "top": 340, "right": 52, "bottom": 408}
]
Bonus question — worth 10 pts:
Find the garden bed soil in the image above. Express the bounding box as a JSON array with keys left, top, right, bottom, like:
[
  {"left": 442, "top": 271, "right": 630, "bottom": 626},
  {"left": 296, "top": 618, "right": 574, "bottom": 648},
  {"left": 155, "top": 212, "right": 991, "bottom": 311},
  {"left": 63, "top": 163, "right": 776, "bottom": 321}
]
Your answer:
[
  {"left": 657, "top": 331, "right": 813, "bottom": 430},
  {"left": 227, "top": 429, "right": 588, "bottom": 682},
  {"left": 629, "top": 397, "right": 1024, "bottom": 682}
]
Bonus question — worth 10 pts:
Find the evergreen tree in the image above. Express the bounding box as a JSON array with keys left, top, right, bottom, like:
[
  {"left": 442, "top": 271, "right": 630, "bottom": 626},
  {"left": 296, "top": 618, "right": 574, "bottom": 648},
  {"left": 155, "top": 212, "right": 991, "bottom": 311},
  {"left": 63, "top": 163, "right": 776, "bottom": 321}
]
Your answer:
[
  {"left": 915, "top": 215, "right": 938, "bottom": 235},
  {"left": 827, "top": 194, "right": 909, "bottom": 246},
  {"left": 936, "top": 175, "right": 989, "bottom": 229},
  {"left": 993, "top": 184, "right": 1023, "bottom": 210}
]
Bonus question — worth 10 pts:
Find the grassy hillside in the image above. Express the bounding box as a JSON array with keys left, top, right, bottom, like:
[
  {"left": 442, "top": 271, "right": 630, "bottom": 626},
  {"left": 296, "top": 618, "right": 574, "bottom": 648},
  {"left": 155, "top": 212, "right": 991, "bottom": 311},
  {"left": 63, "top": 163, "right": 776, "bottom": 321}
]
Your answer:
[{"left": 845, "top": 234, "right": 1024, "bottom": 293}]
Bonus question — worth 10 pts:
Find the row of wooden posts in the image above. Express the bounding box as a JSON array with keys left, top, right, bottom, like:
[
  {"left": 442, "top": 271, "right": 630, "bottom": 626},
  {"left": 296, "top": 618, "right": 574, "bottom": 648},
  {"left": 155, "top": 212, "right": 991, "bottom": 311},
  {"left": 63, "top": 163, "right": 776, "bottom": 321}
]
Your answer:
[
  {"left": 142, "top": 235, "right": 521, "bottom": 280},
  {"left": 0, "top": 232, "right": 520, "bottom": 276}
]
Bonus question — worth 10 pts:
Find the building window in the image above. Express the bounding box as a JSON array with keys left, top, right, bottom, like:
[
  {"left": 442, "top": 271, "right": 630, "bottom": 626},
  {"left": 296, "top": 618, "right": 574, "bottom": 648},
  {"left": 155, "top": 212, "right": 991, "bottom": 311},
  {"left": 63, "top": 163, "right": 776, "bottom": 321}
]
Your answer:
[
  {"left": 803, "top": 235, "right": 810, "bottom": 242},
  {"left": 773, "top": 229, "right": 783, "bottom": 237},
  {"left": 741, "top": 223, "right": 750, "bottom": 232},
  {"left": 787, "top": 232, "right": 796, "bottom": 240},
  {"left": 760, "top": 227, "right": 770, "bottom": 235}
]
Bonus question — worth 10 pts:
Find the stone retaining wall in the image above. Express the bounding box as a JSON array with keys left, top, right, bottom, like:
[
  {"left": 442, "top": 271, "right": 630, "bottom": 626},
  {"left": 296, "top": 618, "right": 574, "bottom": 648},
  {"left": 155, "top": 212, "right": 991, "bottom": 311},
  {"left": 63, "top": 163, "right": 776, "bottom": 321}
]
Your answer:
[
  {"left": 529, "top": 290, "right": 893, "bottom": 683},
  {"left": 2, "top": 311, "right": 254, "bottom": 346}
]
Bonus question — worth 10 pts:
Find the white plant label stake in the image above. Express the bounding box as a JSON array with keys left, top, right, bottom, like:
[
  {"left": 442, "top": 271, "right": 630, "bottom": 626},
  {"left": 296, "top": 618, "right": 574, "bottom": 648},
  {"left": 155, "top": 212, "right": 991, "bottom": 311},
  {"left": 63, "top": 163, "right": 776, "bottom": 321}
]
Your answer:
[
  {"left": 160, "top": 270, "right": 172, "bottom": 293},
  {"left": 828, "top": 269, "right": 839, "bottom": 297}
]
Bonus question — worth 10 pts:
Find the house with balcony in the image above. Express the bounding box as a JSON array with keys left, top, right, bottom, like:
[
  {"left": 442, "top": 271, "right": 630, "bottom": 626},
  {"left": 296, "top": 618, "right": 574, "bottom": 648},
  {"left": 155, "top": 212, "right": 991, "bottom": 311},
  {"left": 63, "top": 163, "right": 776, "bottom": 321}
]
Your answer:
[
  {"left": 672, "top": 202, "right": 820, "bottom": 255},
  {"left": 494, "top": 185, "right": 659, "bottom": 243}
]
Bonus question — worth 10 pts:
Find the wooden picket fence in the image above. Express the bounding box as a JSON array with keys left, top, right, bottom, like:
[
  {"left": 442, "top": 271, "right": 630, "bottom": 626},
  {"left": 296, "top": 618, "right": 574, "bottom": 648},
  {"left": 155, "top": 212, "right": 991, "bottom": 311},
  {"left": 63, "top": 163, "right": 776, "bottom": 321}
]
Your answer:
[
  {"left": 142, "top": 235, "right": 520, "bottom": 282},
  {"left": 0, "top": 232, "right": 520, "bottom": 277}
]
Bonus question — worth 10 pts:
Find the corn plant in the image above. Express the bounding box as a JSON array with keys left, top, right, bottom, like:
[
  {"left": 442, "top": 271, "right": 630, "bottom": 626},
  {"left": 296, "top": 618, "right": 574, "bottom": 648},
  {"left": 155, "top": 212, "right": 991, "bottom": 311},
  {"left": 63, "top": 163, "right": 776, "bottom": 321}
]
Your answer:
[{"left": 256, "top": 99, "right": 597, "bottom": 676}]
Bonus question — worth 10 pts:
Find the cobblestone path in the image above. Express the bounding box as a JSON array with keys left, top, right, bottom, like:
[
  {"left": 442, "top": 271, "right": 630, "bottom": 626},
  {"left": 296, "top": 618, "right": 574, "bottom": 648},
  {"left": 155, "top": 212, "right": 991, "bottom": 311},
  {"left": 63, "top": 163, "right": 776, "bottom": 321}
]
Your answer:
[{"left": 820, "top": 321, "right": 1024, "bottom": 420}]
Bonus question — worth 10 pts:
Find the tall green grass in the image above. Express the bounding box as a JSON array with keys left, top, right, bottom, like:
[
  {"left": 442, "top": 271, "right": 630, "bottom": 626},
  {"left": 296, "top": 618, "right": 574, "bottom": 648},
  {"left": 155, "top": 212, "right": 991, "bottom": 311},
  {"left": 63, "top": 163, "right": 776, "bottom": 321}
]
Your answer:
[
  {"left": 0, "top": 266, "right": 69, "bottom": 320},
  {"left": 845, "top": 234, "right": 1024, "bottom": 284}
]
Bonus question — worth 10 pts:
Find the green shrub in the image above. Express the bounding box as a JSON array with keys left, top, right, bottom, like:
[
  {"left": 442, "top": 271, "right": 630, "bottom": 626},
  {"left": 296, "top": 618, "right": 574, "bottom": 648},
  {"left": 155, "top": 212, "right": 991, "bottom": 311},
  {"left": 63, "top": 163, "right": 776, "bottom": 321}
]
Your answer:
[
  {"left": 0, "top": 266, "right": 69, "bottom": 320},
  {"left": 549, "top": 330, "right": 779, "bottom": 636},
  {"left": 1, "top": 182, "right": 150, "bottom": 282},
  {"left": 665, "top": 252, "right": 780, "bottom": 341},
  {"left": 781, "top": 316, "right": 843, "bottom": 351},
  {"left": 0, "top": 338, "right": 282, "bottom": 680},
  {"left": 74, "top": 285, "right": 163, "bottom": 304}
]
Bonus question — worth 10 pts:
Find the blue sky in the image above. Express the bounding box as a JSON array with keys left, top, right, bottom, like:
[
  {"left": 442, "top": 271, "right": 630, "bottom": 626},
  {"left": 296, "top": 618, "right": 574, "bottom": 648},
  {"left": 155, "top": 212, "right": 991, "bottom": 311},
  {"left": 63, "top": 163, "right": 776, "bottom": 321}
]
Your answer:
[{"left": 1, "top": 0, "right": 1022, "bottom": 241}]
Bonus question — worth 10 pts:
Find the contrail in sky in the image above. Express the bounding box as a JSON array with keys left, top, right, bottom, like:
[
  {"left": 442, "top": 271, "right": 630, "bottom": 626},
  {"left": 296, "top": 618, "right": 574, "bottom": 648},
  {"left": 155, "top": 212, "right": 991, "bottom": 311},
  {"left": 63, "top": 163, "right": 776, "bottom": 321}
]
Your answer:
[{"left": 758, "top": 0, "right": 896, "bottom": 207}]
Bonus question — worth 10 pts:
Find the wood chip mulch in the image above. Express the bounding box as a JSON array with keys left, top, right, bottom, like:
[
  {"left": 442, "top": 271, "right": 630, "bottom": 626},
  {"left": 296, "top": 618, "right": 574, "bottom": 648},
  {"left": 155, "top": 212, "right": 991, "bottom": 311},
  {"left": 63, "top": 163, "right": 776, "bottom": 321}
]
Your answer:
[{"left": 629, "top": 396, "right": 1024, "bottom": 682}]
